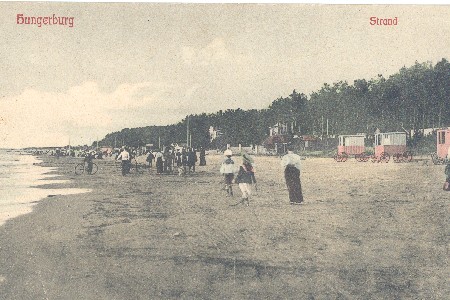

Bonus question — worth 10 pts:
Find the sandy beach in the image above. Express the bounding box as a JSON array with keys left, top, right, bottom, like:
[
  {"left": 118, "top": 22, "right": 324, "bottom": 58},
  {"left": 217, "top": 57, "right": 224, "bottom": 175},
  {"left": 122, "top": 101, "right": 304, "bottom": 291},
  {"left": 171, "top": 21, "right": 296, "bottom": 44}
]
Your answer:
[{"left": 0, "top": 154, "right": 448, "bottom": 299}]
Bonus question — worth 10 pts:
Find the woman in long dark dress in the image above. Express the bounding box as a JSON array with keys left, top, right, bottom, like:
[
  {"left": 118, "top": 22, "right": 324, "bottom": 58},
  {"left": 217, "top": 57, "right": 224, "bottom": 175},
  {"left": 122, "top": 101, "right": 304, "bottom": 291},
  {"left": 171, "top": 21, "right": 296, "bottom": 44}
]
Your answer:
[
  {"left": 155, "top": 150, "right": 164, "bottom": 174},
  {"left": 199, "top": 147, "right": 206, "bottom": 166},
  {"left": 281, "top": 149, "right": 303, "bottom": 204},
  {"left": 187, "top": 148, "right": 197, "bottom": 173},
  {"left": 146, "top": 151, "right": 154, "bottom": 168}
]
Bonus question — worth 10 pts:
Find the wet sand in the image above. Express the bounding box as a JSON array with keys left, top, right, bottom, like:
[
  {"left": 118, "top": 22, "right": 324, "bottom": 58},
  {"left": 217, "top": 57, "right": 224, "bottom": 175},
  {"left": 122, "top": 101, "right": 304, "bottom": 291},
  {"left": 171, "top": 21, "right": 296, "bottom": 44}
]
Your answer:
[{"left": 0, "top": 154, "right": 448, "bottom": 299}]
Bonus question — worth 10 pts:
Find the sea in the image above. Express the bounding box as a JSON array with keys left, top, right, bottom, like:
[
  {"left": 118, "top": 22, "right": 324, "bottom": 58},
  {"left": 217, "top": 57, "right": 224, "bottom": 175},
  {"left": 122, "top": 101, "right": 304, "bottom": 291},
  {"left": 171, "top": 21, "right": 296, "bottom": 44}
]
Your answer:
[{"left": 0, "top": 149, "right": 91, "bottom": 227}]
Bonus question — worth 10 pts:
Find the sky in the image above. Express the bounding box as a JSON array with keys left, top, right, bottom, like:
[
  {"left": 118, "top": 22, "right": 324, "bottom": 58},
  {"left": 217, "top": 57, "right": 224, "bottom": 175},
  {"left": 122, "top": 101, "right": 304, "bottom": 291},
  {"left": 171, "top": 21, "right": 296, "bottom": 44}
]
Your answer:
[{"left": 0, "top": 3, "right": 449, "bottom": 148}]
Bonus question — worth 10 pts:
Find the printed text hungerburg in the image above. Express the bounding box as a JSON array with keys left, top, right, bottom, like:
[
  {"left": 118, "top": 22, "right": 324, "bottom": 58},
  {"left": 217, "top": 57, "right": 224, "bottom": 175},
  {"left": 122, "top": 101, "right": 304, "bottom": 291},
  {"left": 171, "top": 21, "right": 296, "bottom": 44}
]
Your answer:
[{"left": 17, "top": 14, "right": 74, "bottom": 28}]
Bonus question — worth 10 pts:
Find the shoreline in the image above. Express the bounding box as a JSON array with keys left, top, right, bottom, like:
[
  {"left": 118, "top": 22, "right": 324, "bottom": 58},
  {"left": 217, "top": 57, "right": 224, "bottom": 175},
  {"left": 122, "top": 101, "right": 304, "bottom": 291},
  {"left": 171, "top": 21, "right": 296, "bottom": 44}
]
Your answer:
[
  {"left": 0, "top": 154, "right": 448, "bottom": 298},
  {"left": 0, "top": 154, "right": 91, "bottom": 227}
]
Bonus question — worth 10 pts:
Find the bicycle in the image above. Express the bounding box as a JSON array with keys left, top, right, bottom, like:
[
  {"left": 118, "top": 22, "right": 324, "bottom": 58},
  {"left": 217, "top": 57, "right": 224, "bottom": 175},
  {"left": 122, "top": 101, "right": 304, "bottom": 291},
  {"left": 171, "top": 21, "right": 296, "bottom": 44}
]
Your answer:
[
  {"left": 129, "top": 158, "right": 146, "bottom": 174},
  {"left": 75, "top": 161, "right": 98, "bottom": 175},
  {"left": 115, "top": 158, "right": 145, "bottom": 175}
]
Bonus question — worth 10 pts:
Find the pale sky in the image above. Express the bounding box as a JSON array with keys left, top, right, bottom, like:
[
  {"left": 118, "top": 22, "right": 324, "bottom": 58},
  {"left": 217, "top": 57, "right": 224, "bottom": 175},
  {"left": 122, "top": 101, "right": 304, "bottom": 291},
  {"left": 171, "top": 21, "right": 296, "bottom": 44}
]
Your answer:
[{"left": 0, "top": 3, "right": 449, "bottom": 148}]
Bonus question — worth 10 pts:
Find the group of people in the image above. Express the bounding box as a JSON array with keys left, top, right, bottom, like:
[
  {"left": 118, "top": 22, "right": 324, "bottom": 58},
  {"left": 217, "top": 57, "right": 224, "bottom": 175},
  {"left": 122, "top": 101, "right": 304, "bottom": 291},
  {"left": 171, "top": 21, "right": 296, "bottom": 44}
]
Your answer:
[
  {"left": 146, "top": 147, "right": 207, "bottom": 175},
  {"left": 86, "top": 142, "right": 450, "bottom": 203},
  {"left": 115, "top": 144, "right": 303, "bottom": 205},
  {"left": 220, "top": 147, "right": 303, "bottom": 206},
  {"left": 47, "top": 148, "right": 105, "bottom": 159},
  {"left": 107, "top": 146, "right": 209, "bottom": 177},
  {"left": 221, "top": 142, "right": 450, "bottom": 205},
  {"left": 220, "top": 147, "right": 450, "bottom": 204}
]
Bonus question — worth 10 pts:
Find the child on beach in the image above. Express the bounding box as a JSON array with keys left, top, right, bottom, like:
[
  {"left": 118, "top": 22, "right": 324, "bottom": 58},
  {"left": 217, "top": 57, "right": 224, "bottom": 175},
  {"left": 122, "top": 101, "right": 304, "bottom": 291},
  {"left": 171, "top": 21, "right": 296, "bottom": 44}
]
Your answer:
[
  {"left": 220, "top": 149, "right": 236, "bottom": 196},
  {"left": 233, "top": 153, "right": 257, "bottom": 206}
]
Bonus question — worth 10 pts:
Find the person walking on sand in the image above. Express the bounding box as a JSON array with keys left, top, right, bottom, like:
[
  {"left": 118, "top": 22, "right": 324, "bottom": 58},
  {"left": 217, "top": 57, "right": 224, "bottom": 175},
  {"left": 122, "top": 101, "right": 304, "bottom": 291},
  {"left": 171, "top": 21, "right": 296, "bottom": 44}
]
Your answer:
[
  {"left": 162, "top": 147, "right": 169, "bottom": 173},
  {"left": 116, "top": 147, "right": 131, "bottom": 176},
  {"left": 187, "top": 148, "right": 197, "bottom": 173},
  {"left": 444, "top": 162, "right": 450, "bottom": 191},
  {"left": 233, "top": 153, "right": 257, "bottom": 206},
  {"left": 220, "top": 149, "right": 236, "bottom": 196},
  {"left": 166, "top": 149, "right": 174, "bottom": 174},
  {"left": 84, "top": 151, "right": 95, "bottom": 175},
  {"left": 146, "top": 151, "right": 154, "bottom": 169},
  {"left": 199, "top": 147, "right": 206, "bottom": 166},
  {"left": 155, "top": 150, "right": 164, "bottom": 175},
  {"left": 176, "top": 148, "right": 184, "bottom": 176},
  {"left": 281, "top": 147, "right": 303, "bottom": 205},
  {"left": 182, "top": 148, "right": 188, "bottom": 174}
]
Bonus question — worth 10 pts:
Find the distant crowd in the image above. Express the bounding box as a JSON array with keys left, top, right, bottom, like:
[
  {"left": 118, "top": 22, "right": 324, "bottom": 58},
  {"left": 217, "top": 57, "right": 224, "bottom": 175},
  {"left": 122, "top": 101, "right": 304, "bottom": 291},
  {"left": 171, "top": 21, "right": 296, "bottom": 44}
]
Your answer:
[
  {"left": 36, "top": 148, "right": 108, "bottom": 159},
  {"left": 115, "top": 146, "right": 207, "bottom": 176}
]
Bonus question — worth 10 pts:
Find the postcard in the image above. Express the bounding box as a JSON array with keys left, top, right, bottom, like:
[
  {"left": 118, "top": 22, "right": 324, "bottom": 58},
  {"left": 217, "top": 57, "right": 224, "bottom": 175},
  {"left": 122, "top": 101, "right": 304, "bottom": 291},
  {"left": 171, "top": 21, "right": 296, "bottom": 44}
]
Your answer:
[{"left": 0, "top": 3, "right": 449, "bottom": 299}]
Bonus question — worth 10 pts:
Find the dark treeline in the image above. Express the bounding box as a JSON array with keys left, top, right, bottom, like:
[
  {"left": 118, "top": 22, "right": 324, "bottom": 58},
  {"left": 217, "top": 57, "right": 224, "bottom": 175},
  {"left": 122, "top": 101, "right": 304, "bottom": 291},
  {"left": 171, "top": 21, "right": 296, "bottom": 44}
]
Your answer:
[{"left": 98, "top": 59, "right": 450, "bottom": 149}]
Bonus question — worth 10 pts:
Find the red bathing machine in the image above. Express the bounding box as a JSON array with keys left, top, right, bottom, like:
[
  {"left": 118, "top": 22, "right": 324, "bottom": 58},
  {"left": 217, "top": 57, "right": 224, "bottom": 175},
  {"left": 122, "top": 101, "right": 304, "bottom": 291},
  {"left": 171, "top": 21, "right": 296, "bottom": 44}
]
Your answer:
[
  {"left": 374, "top": 132, "right": 412, "bottom": 162},
  {"left": 335, "top": 135, "right": 368, "bottom": 162},
  {"left": 431, "top": 128, "right": 450, "bottom": 164},
  {"left": 436, "top": 129, "right": 450, "bottom": 159},
  {"left": 338, "top": 135, "right": 365, "bottom": 155}
]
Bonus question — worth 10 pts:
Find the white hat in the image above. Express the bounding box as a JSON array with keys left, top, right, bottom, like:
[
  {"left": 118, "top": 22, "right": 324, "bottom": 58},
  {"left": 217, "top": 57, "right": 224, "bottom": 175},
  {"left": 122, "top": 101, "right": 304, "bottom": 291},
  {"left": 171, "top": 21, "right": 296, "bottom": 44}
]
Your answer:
[{"left": 224, "top": 149, "right": 232, "bottom": 156}]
